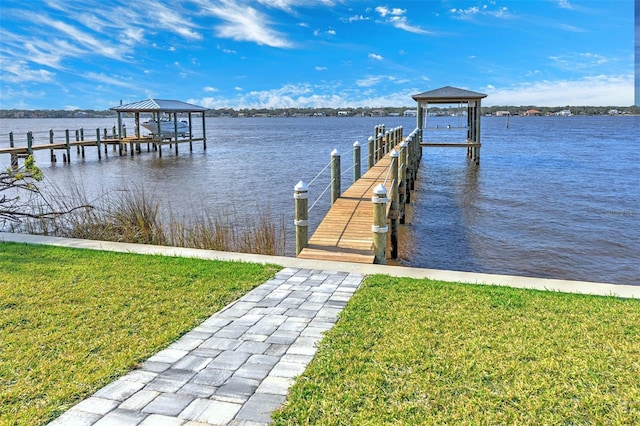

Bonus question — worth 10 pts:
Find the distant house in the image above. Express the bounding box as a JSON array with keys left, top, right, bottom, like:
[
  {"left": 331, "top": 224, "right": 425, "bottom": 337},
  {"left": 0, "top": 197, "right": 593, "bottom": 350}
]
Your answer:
[
  {"left": 337, "top": 111, "right": 349, "bottom": 117},
  {"left": 555, "top": 109, "right": 572, "bottom": 116},
  {"left": 371, "top": 109, "right": 386, "bottom": 117},
  {"left": 403, "top": 110, "right": 417, "bottom": 117},
  {"left": 495, "top": 110, "right": 511, "bottom": 117},
  {"left": 523, "top": 109, "right": 542, "bottom": 116}
]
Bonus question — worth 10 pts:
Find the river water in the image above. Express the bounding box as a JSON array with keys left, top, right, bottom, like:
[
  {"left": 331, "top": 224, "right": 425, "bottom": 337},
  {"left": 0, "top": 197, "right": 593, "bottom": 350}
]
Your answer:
[{"left": 1, "top": 115, "right": 638, "bottom": 285}]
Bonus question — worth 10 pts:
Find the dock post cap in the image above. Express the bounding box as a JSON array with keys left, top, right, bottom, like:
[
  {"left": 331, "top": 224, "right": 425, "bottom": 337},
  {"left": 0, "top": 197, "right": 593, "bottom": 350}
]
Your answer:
[
  {"left": 368, "top": 136, "right": 374, "bottom": 141},
  {"left": 353, "top": 140, "right": 361, "bottom": 147},
  {"left": 331, "top": 148, "right": 340, "bottom": 156},
  {"left": 390, "top": 149, "right": 399, "bottom": 158},
  {"left": 373, "top": 183, "right": 387, "bottom": 195},
  {"left": 294, "top": 180, "right": 308, "bottom": 191},
  {"left": 400, "top": 141, "right": 408, "bottom": 148}
]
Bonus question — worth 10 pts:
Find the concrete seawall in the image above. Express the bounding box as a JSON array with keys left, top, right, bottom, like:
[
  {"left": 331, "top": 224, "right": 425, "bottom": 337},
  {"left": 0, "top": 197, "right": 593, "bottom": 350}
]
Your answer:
[{"left": 2, "top": 232, "right": 638, "bottom": 299}]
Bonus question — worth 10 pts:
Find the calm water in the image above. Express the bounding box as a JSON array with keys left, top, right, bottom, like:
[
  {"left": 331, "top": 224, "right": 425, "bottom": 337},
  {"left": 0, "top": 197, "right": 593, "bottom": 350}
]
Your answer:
[{"left": 1, "top": 115, "right": 638, "bottom": 285}]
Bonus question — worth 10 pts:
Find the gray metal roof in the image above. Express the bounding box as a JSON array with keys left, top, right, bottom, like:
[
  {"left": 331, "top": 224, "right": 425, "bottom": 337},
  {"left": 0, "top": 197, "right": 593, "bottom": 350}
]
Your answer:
[
  {"left": 412, "top": 86, "right": 487, "bottom": 103},
  {"left": 110, "top": 99, "right": 207, "bottom": 112}
]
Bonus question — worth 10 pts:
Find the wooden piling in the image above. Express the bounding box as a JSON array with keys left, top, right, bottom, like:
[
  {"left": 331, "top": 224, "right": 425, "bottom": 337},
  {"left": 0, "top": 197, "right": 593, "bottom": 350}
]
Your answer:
[
  {"left": 331, "top": 149, "right": 341, "bottom": 204},
  {"left": 95, "top": 128, "right": 102, "bottom": 160},
  {"left": 389, "top": 150, "right": 399, "bottom": 259},
  {"left": 353, "top": 141, "right": 361, "bottom": 181},
  {"left": 368, "top": 136, "right": 374, "bottom": 169},
  {"left": 372, "top": 183, "right": 388, "bottom": 264},
  {"left": 294, "top": 180, "right": 309, "bottom": 256},
  {"left": 399, "top": 141, "right": 408, "bottom": 223},
  {"left": 65, "top": 129, "right": 71, "bottom": 163},
  {"left": 49, "top": 129, "right": 56, "bottom": 162},
  {"left": 9, "top": 132, "right": 17, "bottom": 170},
  {"left": 27, "top": 131, "right": 33, "bottom": 155}
]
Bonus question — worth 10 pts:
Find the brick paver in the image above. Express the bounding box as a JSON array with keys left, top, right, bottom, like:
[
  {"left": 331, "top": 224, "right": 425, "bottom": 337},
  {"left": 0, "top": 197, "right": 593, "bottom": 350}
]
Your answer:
[{"left": 49, "top": 268, "right": 363, "bottom": 426}]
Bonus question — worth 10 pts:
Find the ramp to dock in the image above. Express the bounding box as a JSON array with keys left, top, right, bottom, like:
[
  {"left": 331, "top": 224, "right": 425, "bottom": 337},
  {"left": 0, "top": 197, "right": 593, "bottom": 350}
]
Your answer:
[{"left": 297, "top": 154, "right": 393, "bottom": 264}]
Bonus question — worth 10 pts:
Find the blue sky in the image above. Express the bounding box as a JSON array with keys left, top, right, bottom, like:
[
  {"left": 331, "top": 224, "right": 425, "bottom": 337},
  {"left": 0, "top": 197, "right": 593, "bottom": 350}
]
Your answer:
[{"left": 0, "top": 0, "right": 634, "bottom": 110}]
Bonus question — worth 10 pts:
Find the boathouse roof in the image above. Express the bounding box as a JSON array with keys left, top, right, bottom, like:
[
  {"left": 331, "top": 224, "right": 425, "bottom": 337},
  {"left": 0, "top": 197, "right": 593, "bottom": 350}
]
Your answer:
[
  {"left": 110, "top": 99, "right": 207, "bottom": 113},
  {"left": 412, "top": 86, "right": 487, "bottom": 104}
]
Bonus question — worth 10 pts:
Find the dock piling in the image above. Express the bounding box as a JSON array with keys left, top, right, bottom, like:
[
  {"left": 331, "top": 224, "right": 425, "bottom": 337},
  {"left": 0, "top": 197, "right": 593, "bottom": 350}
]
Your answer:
[
  {"left": 95, "top": 128, "right": 102, "bottom": 160},
  {"left": 353, "top": 141, "right": 361, "bottom": 181},
  {"left": 49, "top": 129, "right": 56, "bottom": 163},
  {"left": 294, "top": 180, "right": 309, "bottom": 256},
  {"left": 9, "top": 132, "right": 17, "bottom": 170},
  {"left": 372, "top": 183, "right": 388, "bottom": 264},
  {"left": 399, "top": 141, "right": 408, "bottom": 223},
  {"left": 390, "top": 150, "right": 400, "bottom": 259},
  {"left": 27, "top": 131, "right": 33, "bottom": 155},
  {"left": 65, "top": 129, "right": 71, "bottom": 163},
  {"left": 331, "top": 149, "right": 341, "bottom": 204}
]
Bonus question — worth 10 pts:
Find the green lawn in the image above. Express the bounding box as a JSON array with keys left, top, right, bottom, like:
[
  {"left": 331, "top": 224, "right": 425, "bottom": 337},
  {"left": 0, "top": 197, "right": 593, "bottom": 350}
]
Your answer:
[
  {"left": 0, "top": 242, "right": 279, "bottom": 426},
  {"left": 273, "top": 275, "right": 640, "bottom": 425}
]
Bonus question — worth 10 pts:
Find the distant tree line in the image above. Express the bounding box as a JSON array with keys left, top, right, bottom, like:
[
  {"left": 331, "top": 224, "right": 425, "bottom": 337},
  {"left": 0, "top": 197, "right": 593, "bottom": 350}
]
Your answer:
[{"left": 1, "top": 105, "right": 638, "bottom": 119}]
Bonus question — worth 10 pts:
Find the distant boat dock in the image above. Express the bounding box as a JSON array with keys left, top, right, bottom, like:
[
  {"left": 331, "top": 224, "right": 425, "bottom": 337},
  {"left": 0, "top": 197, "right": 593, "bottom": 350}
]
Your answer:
[{"left": 0, "top": 99, "right": 207, "bottom": 168}]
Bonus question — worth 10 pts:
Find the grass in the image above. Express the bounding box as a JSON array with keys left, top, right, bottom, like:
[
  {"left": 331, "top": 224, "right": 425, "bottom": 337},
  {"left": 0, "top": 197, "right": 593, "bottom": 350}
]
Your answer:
[
  {"left": 273, "top": 275, "right": 640, "bottom": 425},
  {"left": 16, "top": 182, "right": 287, "bottom": 256},
  {"left": 0, "top": 242, "right": 280, "bottom": 426}
]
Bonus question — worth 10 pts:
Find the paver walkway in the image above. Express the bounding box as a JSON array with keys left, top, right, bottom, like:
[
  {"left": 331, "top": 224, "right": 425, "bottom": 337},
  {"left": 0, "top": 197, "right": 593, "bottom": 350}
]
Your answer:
[{"left": 49, "top": 268, "right": 364, "bottom": 426}]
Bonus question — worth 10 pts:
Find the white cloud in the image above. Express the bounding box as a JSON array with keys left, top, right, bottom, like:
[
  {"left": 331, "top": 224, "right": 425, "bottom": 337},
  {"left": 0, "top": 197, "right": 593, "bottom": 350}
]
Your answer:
[
  {"left": 198, "top": 0, "right": 293, "bottom": 48},
  {"left": 83, "top": 72, "right": 137, "bottom": 89},
  {"left": 204, "top": 86, "right": 218, "bottom": 92},
  {"left": 368, "top": 53, "right": 383, "bottom": 61},
  {"left": 148, "top": 6, "right": 203, "bottom": 41},
  {"left": 549, "top": 52, "right": 613, "bottom": 71},
  {"left": 32, "top": 15, "right": 123, "bottom": 60},
  {"left": 315, "top": 66, "right": 328, "bottom": 71},
  {"left": 450, "top": 5, "right": 511, "bottom": 20},
  {"left": 375, "top": 5, "right": 432, "bottom": 35},
  {"left": 347, "top": 14, "right": 369, "bottom": 23},
  {"left": 0, "top": 60, "right": 56, "bottom": 83},
  {"left": 356, "top": 75, "right": 385, "bottom": 87},
  {"left": 555, "top": 0, "right": 574, "bottom": 9},
  {"left": 483, "top": 74, "right": 634, "bottom": 106},
  {"left": 375, "top": 6, "right": 405, "bottom": 18}
]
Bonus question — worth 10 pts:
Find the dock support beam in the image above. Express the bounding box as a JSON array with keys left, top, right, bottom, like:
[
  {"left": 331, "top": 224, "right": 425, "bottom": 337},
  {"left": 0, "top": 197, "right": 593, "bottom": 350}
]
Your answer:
[
  {"left": 372, "top": 184, "right": 388, "bottom": 264},
  {"left": 294, "top": 181, "right": 309, "bottom": 256}
]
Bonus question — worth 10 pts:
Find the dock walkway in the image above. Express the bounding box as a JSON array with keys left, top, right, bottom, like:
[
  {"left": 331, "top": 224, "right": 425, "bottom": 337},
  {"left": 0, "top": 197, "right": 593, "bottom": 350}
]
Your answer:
[{"left": 297, "top": 148, "right": 399, "bottom": 264}]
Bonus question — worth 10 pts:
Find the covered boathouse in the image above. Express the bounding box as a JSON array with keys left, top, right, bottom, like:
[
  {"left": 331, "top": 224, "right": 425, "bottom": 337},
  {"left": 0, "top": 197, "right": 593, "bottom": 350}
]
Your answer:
[
  {"left": 110, "top": 99, "right": 208, "bottom": 155},
  {"left": 412, "top": 86, "right": 487, "bottom": 165}
]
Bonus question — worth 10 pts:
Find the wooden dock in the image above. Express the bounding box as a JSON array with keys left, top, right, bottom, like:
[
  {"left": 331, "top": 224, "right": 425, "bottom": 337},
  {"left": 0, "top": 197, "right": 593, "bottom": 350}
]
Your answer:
[
  {"left": 297, "top": 126, "right": 422, "bottom": 264},
  {"left": 297, "top": 156, "right": 393, "bottom": 263},
  {"left": 0, "top": 128, "right": 206, "bottom": 168}
]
